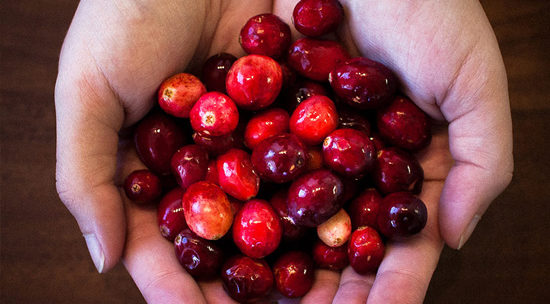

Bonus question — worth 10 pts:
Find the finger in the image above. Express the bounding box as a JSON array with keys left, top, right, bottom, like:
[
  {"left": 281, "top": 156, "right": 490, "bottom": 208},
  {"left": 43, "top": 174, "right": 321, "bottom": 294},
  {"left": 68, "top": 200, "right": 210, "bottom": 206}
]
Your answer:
[
  {"left": 199, "top": 280, "right": 238, "bottom": 304},
  {"left": 332, "top": 267, "right": 375, "bottom": 304},
  {"left": 301, "top": 269, "right": 340, "bottom": 304}
]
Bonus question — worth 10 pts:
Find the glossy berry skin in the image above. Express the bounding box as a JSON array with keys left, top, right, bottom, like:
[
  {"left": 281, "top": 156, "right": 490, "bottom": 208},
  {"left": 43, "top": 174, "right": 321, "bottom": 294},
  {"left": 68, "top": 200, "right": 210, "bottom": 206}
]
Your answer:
[
  {"left": 273, "top": 251, "right": 315, "bottom": 298},
  {"left": 285, "top": 80, "right": 328, "bottom": 111},
  {"left": 244, "top": 108, "right": 289, "bottom": 149},
  {"left": 182, "top": 181, "right": 233, "bottom": 240},
  {"left": 377, "top": 96, "right": 432, "bottom": 151},
  {"left": 287, "top": 169, "right": 344, "bottom": 227},
  {"left": 158, "top": 73, "right": 206, "bottom": 118},
  {"left": 174, "top": 229, "right": 223, "bottom": 280},
  {"left": 189, "top": 92, "right": 239, "bottom": 137},
  {"left": 312, "top": 239, "right": 349, "bottom": 270},
  {"left": 377, "top": 192, "right": 428, "bottom": 239},
  {"left": 338, "top": 108, "right": 371, "bottom": 135},
  {"left": 226, "top": 55, "right": 283, "bottom": 110},
  {"left": 322, "top": 128, "right": 375, "bottom": 177},
  {"left": 348, "top": 188, "right": 382, "bottom": 230},
  {"left": 201, "top": 53, "right": 237, "bottom": 93},
  {"left": 239, "top": 14, "right": 291, "bottom": 59},
  {"left": 170, "top": 145, "right": 209, "bottom": 190},
  {"left": 317, "top": 209, "right": 352, "bottom": 247},
  {"left": 270, "top": 189, "right": 309, "bottom": 242},
  {"left": 288, "top": 38, "right": 349, "bottom": 82},
  {"left": 192, "top": 132, "right": 236, "bottom": 156},
  {"left": 157, "top": 187, "right": 187, "bottom": 241},
  {"left": 372, "top": 147, "right": 424, "bottom": 195},
  {"left": 134, "top": 111, "right": 185, "bottom": 175},
  {"left": 124, "top": 169, "right": 162, "bottom": 204},
  {"left": 293, "top": 0, "right": 344, "bottom": 37},
  {"left": 217, "top": 149, "right": 260, "bottom": 201},
  {"left": 329, "top": 57, "right": 397, "bottom": 109},
  {"left": 221, "top": 255, "right": 274, "bottom": 303},
  {"left": 348, "top": 226, "right": 385, "bottom": 274},
  {"left": 290, "top": 95, "right": 339, "bottom": 145},
  {"left": 251, "top": 133, "right": 308, "bottom": 183}
]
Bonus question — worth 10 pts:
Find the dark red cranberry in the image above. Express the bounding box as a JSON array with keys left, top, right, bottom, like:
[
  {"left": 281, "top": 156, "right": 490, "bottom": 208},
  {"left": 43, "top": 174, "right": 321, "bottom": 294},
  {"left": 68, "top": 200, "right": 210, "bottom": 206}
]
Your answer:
[
  {"left": 221, "top": 255, "right": 274, "bottom": 303},
  {"left": 157, "top": 187, "right": 187, "bottom": 241},
  {"left": 329, "top": 57, "right": 397, "bottom": 109},
  {"left": 239, "top": 14, "right": 291, "bottom": 59},
  {"left": 244, "top": 108, "right": 289, "bottom": 150},
  {"left": 340, "top": 176, "right": 361, "bottom": 203},
  {"left": 123, "top": 169, "right": 162, "bottom": 203},
  {"left": 205, "top": 160, "right": 219, "bottom": 185},
  {"left": 170, "top": 144, "right": 209, "bottom": 190},
  {"left": 377, "top": 192, "right": 428, "bottom": 239},
  {"left": 338, "top": 108, "right": 371, "bottom": 135},
  {"left": 377, "top": 96, "right": 432, "bottom": 151},
  {"left": 270, "top": 189, "right": 309, "bottom": 242},
  {"left": 372, "top": 147, "right": 424, "bottom": 194},
  {"left": 189, "top": 92, "right": 239, "bottom": 137},
  {"left": 174, "top": 228, "right": 223, "bottom": 280},
  {"left": 287, "top": 169, "right": 344, "bottom": 227},
  {"left": 273, "top": 251, "right": 315, "bottom": 298},
  {"left": 290, "top": 95, "right": 339, "bottom": 145},
  {"left": 287, "top": 38, "right": 349, "bottom": 82},
  {"left": 192, "top": 132, "right": 235, "bottom": 156},
  {"left": 134, "top": 111, "right": 185, "bottom": 175},
  {"left": 157, "top": 73, "right": 206, "bottom": 118},
  {"left": 348, "top": 188, "right": 382, "bottom": 230},
  {"left": 293, "top": 0, "right": 344, "bottom": 37},
  {"left": 226, "top": 55, "right": 283, "bottom": 110},
  {"left": 285, "top": 80, "right": 328, "bottom": 111},
  {"left": 348, "top": 226, "right": 385, "bottom": 274},
  {"left": 217, "top": 149, "right": 260, "bottom": 201},
  {"left": 305, "top": 147, "right": 324, "bottom": 171},
  {"left": 369, "top": 132, "right": 385, "bottom": 151},
  {"left": 201, "top": 53, "right": 237, "bottom": 93},
  {"left": 312, "top": 239, "right": 349, "bottom": 270},
  {"left": 322, "top": 128, "right": 375, "bottom": 177}
]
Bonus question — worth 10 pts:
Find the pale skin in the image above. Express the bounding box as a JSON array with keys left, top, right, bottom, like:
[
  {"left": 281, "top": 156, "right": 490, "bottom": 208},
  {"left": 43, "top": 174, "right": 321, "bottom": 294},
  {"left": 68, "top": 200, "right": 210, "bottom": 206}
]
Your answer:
[{"left": 55, "top": 0, "right": 513, "bottom": 303}]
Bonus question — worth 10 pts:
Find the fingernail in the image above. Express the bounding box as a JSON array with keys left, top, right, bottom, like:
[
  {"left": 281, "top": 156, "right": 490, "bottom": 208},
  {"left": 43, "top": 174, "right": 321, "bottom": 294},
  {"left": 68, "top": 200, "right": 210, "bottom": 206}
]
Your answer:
[
  {"left": 457, "top": 214, "right": 481, "bottom": 250},
  {"left": 84, "top": 233, "right": 105, "bottom": 273}
]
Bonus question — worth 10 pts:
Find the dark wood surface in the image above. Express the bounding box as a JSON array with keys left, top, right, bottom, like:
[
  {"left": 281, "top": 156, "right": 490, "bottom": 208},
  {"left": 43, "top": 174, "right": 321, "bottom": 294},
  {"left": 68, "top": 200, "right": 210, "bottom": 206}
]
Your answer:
[{"left": 1, "top": 1, "right": 549, "bottom": 303}]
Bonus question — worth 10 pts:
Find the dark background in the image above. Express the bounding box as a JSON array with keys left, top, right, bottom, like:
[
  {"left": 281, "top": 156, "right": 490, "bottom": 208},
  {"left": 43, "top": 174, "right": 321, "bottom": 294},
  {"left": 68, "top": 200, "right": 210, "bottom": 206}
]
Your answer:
[{"left": 1, "top": 0, "right": 549, "bottom": 303}]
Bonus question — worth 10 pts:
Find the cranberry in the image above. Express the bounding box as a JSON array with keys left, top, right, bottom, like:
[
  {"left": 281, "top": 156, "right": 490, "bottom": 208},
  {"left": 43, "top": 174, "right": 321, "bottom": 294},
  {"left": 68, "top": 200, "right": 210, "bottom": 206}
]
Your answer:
[
  {"left": 348, "top": 188, "right": 382, "bottom": 230},
  {"left": 287, "top": 169, "right": 344, "bottom": 227},
  {"left": 134, "top": 111, "right": 185, "bottom": 175},
  {"left": 285, "top": 80, "right": 328, "bottom": 111},
  {"left": 279, "top": 62, "right": 297, "bottom": 90},
  {"left": 239, "top": 13, "right": 291, "bottom": 59},
  {"left": 221, "top": 255, "right": 274, "bottom": 303},
  {"left": 205, "top": 160, "right": 219, "bottom": 185},
  {"left": 226, "top": 54, "right": 283, "bottom": 110},
  {"left": 329, "top": 57, "right": 397, "bottom": 109},
  {"left": 189, "top": 92, "right": 239, "bottom": 137},
  {"left": 217, "top": 149, "right": 260, "bottom": 201},
  {"left": 377, "top": 192, "right": 428, "bottom": 239},
  {"left": 157, "top": 73, "right": 206, "bottom": 118},
  {"left": 305, "top": 147, "right": 324, "bottom": 171},
  {"left": 369, "top": 132, "right": 385, "bottom": 151},
  {"left": 157, "top": 187, "right": 187, "bottom": 241},
  {"left": 192, "top": 132, "right": 236, "bottom": 156},
  {"left": 338, "top": 108, "right": 371, "bottom": 135},
  {"left": 174, "top": 228, "right": 223, "bottom": 280},
  {"left": 273, "top": 251, "right": 315, "bottom": 298},
  {"left": 244, "top": 108, "right": 289, "bottom": 150},
  {"left": 340, "top": 176, "right": 361, "bottom": 203},
  {"left": 123, "top": 169, "right": 162, "bottom": 203},
  {"left": 270, "top": 189, "right": 309, "bottom": 242},
  {"left": 290, "top": 95, "right": 339, "bottom": 145},
  {"left": 317, "top": 209, "right": 352, "bottom": 247},
  {"left": 312, "top": 240, "right": 349, "bottom": 270},
  {"left": 182, "top": 181, "right": 233, "bottom": 240},
  {"left": 201, "top": 53, "right": 237, "bottom": 93},
  {"left": 377, "top": 96, "right": 432, "bottom": 151},
  {"left": 170, "top": 144, "right": 209, "bottom": 190},
  {"left": 372, "top": 147, "right": 424, "bottom": 194},
  {"left": 287, "top": 38, "right": 349, "bottom": 82},
  {"left": 293, "top": 0, "right": 344, "bottom": 37},
  {"left": 322, "top": 128, "right": 375, "bottom": 177},
  {"left": 348, "top": 226, "right": 385, "bottom": 274}
]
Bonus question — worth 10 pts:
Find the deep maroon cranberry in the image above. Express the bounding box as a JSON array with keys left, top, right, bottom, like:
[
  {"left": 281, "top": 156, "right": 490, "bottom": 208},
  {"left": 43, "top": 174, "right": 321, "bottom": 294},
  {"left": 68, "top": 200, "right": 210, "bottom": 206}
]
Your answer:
[
  {"left": 322, "top": 128, "right": 375, "bottom": 177},
  {"left": 329, "top": 57, "right": 397, "bottom": 109},
  {"left": 270, "top": 189, "right": 309, "bottom": 242},
  {"left": 217, "top": 149, "right": 260, "bottom": 201},
  {"left": 338, "top": 108, "right": 371, "bottom": 135},
  {"left": 377, "top": 192, "right": 428, "bottom": 239},
  {"left": 192, "top": 132, "right": 235, "bottom": 156},
  {"left": 340, "top": 176, "right": 361, "bottom": 203},
  {"left": 205, "top": 160, "right": 219, "bottom": 185},
  {"left": 123, "top": 169, "right": 162, "bottom": 203},
  {"left": 239, "top": 14, "right": 291, "bottom": 59},
  {"left": 157, "top": 187, "right": 187, "bottom": 241},
  {"left": 287, "top": 38, "right": 349, "bottom": 82},
  {"left": 174, "top": 228, "right": 223, "bottom": 280},
  {"left": 201, "top": 53, "right": 237, "bottom": 93},
  {"left": 348, "top": 226, "right": 385, "bottom": 274},
  {"left": 244, "top": 108, "right": 289, "bottom": 150},
  {"left": 189, "top": 92, "right": 239, "bottom": 137},
  {"left": 293, "top": 0, "right": 344, "bottom": 37},
  {"left": 290, "top": 95, "right": 339, "bottom": 145},
  {"left": 285, "top": 80, "right": 328, "bottom": 111},
  {"left": 369, "top": 132, "right": 385, "bottom": 151},
  {"left": 348, "top": 188, "right": 382, "bottom": 230},
  {"left": 170, "top": 144, "right": 209, "bottom": 190},
  {"left": 287, "top": 169, "right": 344, "bottom": 227},
  {"left": 372, "top": 147, "right": 424, "bottom": 194},
  {"left": 312, "top": 239, "right": 349, "bottom": 270},
  {"left": 134, "top": 111, "right": 185, "bottom": 175},
  {"left": 158, "top": 73, "right": 206, "bottom": 118},
  {"left": 273, "top": 251, "right": 315, "bottom": 298},
  {"left": 377, "top": 96, "right": 432, "bottom": 151},
  {"left": 221, "top": 255, "right": 274, "bottom": 303}
]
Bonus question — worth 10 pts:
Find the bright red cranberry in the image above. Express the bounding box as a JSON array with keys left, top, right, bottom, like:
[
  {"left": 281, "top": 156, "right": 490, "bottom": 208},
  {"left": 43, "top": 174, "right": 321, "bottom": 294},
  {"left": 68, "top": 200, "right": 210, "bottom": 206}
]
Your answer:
[
  {"left": 312, "top": 240, "right": 349, "bottom": 270},
  {"left": 244, "top": 108, "right": 289, "bottom": 149},
  {"left": 189, "top": 92, "right": 239, "bottom": 137},
  {"left": 174, "top": 228, "right": 223, "bottom": 280},
  {"left": 290, "top": 95, "right": 339, "bottom": 145},
  {"left": 369, "top": 132, "right": 385, "bottom": 151},
  {"left": 157, "top": 187, "right": 187, "bottom": 241},
  {"left": 226, "top": 55, "right": 283, "bottom": 110},
  {"left": 338, "top": 108, "right": 371, "bottom": 135},
  {"left": 372, "top": 147, "right": 424, "bottom": 194},
  {"left": 205, "top": 160, "right": 219, "bottom": 185},
  {"left": 192, "top": 132, "right": 236, "bottom": 156},
  {"left": 287, "top": 38, "right": 349, "bottom": 82},
  {"left": 348, "top": 188, "right": 382, "bottom": 230},
  {"left": 157, "top": 73, "right": 206, "bottom": 118},
  {"left": 293, "top": 0, "right": 344, "bottom": 37},
  {"left": 182, "top": 181, "right": 233, "bottom": 240},
  {"left": 239, "top": 14, "right": 291, "bottom": 59},
  {"left": 306, "top": 147, "right": 324, "bottom": 171},
  {"left": 273, "top": 251, "right": 315, "bottom": 298},
  {"left": 377, "top": 96, "right": 432, "bottom": 151},
  {"left": 221, "top": 255, "right": 274, "bottom": 303},
  {"left": 217, "top": 149, "right": 260, "bottom": 201},
  {"left": 348, "top": 226, "right": 385, "bottom": 274},
  {"left": 270, "top": 189, "right": 309, "bottom": 242},
  {"left": 134, "top": 111, "right": 185, "bottom": 175},
  {"left": 285, "top": 80, "right": 328, "bottom": 111},
  {"left": 123, "top": 169, "right": 162, "bottom": 203},
  {"left": 317, "top": 209, "right": 352, "bottom": 247},
  {"left": 329, "top": 57, "right": 397, "bottom": 109},
  {"left": 170, "top": 144, "right": 209, "bottom": 190},
  {"left": 377, "top": 192, "right": 428, "bottom": 239},
  {"left": 201, "top": 53, "right": 237, "bottom": 93},
  {"left": 287, "top": 169, "right": 344, "bottom": 227},
  {"left": 322, "top": 128, "right": 375, "bottom": 177}
]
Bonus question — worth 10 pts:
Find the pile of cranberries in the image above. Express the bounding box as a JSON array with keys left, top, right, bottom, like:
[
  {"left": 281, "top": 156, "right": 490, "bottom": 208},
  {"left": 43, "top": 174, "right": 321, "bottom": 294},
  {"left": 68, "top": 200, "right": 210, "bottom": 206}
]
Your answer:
[{"left": 124, "top": 0, "right": 431, "bottom": 302}]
